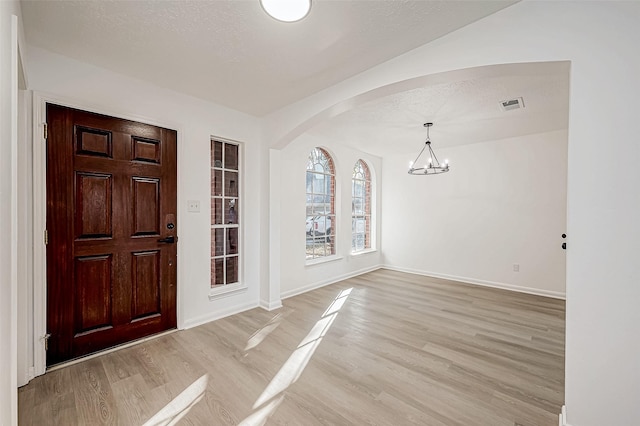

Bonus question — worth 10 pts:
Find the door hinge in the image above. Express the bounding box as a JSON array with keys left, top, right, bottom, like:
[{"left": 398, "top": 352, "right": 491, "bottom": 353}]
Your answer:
[
  {"left": 42, "top": 333, "right": 51, "bottom": 351},
  {"left": 44, "top": 229, "right": 48, "bottom": 245},
  {"left": 43, "top": 123, "right": 48, "bottom": 139}
]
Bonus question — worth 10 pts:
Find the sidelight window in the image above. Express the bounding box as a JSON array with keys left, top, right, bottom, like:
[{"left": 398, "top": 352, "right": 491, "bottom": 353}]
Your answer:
[{"left": 211, "top": 139, "right": 240, "bottom": 287}]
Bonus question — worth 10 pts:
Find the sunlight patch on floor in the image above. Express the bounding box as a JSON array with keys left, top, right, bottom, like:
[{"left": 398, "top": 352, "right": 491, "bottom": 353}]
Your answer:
[
  {"left": 245, "top": 313, "right": 284, "bottom": 352},
  {"left": 238, "top": 395, "right": 284, "bottom": 426},
  {"left": 142, "top": 374, "right": 209, "bottom": 426},
  {"left": 239, "top": 287, "right": 353, "bottom": 424}
]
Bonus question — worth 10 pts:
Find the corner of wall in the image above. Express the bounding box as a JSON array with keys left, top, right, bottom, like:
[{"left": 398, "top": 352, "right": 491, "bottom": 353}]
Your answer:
[{"left": 259, "top": 299, "right": 283, "bottom": 311}]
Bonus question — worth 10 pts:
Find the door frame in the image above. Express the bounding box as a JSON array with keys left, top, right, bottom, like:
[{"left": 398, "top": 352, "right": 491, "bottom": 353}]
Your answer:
[{"left": 32, "top": 92, "right": 184, "bottom": 376}]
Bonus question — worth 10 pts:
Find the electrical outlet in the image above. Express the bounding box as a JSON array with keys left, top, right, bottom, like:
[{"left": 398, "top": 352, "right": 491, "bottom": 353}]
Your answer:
[
  {"left": 187, "top": 200, "right": 200, "bottom": 213},
  {"left": 513, "top": 264, "right": 520, "bottom": 272}
]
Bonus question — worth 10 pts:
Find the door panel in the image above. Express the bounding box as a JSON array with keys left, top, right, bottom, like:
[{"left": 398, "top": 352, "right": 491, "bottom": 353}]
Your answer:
[
  {"left": 75, "top": 172, "right": 112, "bottom": 239},
  {"left": 46, "top": 104, "right": 177, "bottom": 365},
  {"left": 75, "top": 126, "right": 112, "bottom": 157},
  {"left": 74, "top": 255, "right": 113, "bottom": 333},
  {"left": 132, "top": 177, "right": 160, "bottom": 236},
  {"left": 131, "top": 250, "right": 161, "bottom": 319}
]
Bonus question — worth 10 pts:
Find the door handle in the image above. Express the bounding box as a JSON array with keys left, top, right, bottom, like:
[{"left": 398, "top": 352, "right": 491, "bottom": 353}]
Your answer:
[{"left": 158, "top": 236, "right": 176, "bottom": 244}]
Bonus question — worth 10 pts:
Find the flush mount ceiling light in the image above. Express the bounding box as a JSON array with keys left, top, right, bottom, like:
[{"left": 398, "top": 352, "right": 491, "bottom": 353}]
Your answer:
[
  {"left": 408, "top": 123, "right": 450, "bottom": 175},
  {"left": 260, "top": 0, "right": 312, "bottom": 22}
]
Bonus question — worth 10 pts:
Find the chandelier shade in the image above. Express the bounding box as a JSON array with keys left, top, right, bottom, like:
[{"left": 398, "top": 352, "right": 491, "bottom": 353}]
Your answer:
[
  {"left": 408, "top": 123, "right": 450, "bottom": 175},
  {"left": 260, "top": 0, "right": 312, "bottom": 22}
]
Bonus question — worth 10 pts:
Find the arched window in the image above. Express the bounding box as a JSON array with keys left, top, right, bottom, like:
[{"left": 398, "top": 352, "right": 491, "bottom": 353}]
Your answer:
[
  {"left": 306, "top": 148, "right": 335, "bottom": 260},
  {"left": 352, "top": 160, "right": 371, "bottom": 252}
]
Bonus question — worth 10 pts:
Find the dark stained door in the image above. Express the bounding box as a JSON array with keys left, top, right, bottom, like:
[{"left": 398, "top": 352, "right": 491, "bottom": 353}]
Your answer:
[{"left": 46, "top": 104, "right": 177, "bottom": 365}]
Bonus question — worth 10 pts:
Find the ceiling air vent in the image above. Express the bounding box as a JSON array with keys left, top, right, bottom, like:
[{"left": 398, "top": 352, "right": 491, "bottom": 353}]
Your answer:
[{"left": 500, "top": 97, "right": 525, "bottom": 112}]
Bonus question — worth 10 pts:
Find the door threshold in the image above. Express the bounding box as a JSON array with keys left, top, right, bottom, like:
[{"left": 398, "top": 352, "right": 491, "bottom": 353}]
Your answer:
[{"left": 46, "top": 329, "right": 177, "bottom": 373}]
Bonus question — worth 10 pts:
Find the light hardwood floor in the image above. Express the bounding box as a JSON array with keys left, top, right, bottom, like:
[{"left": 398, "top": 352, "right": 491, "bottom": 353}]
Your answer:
[{"left": 19, "top": 269, "right": 565, "bottom": 425}]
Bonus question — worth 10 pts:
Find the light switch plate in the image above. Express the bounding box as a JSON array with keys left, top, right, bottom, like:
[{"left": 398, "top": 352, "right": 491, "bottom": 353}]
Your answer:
[{"left": 187, "top": 200, "right": 200, "bottom": 213}]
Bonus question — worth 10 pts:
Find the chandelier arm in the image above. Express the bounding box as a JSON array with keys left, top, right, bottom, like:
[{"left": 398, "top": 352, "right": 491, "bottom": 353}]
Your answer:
[
  {"left": 411, "top": 143, "right": 428, "bottom": 167},
  {"left": 428, "top": 144, "right": 440, "bottom": 167}
]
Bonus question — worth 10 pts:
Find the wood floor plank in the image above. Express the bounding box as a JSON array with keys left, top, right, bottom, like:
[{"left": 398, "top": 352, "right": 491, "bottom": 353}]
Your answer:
[
  {"left": 18, "top": 270, "right": 565, "bottom": 425},
  {"left": 111, "top": 374, "right": 155, "bottom": 424},
  {"left": 69, "top": 358, "right": 118, "bottom": 425}
]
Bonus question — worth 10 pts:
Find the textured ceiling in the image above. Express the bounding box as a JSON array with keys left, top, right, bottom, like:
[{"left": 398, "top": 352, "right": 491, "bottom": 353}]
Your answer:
[
  {"left": 306, "top": 61, "right": 570, "bottom": 157},
  {"left": 20, "top": 0, "right": 518, "bottom": 116}
]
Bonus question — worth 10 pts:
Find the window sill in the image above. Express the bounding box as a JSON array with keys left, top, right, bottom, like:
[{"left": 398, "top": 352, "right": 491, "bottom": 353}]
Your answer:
[
  {"left": 208, "top": 282, "right": 248, "bottom": 301},
  {"left": 305, "top": 255, "right": 344, "bottom": 267},
  {"left": 350, "top": 248, "right": 377, "bottom": 257}
]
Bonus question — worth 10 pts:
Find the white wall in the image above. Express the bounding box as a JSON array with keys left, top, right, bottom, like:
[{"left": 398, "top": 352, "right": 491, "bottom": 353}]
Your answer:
[
  {"left": 22, "top": 46, "right": 268, "bottom": 371},
  {"left": 382, "top": 130, "right": 567, "bottom": 298},
  {"left": 278, "top": 133, "right": 382, "bottom": 297},
  {"left": 265, "top": 2, "right": 640, "bottom": 425}
]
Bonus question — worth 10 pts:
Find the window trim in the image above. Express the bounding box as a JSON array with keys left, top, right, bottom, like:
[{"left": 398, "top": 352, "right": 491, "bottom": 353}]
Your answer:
[
  {"left": 305, "top": 255, "right": 344, "bottom": 267},
  {"left": 208, "top": 281, "right": 248, "bottom": 300}
]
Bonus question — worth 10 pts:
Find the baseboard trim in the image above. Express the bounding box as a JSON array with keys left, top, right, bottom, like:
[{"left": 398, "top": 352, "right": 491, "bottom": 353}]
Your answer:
[
  {"left": 281, "top": 264, "right": 383, "bottom": 300},
  {"left": 381, "top": 265, "right": 566, "bottom": 300},
  {"left": 259, "top": 299, "right": 283, "bottom": 311},
  {"left": 182, "top": 301, "right": 260, "bottom": 329},
  {"left": 559, "top": 405, "right": 572, "bottom": 426}
]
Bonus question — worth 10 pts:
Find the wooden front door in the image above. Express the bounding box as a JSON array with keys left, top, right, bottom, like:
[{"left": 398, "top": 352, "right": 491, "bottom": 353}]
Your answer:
[{"left": 46, "top": 104, "right": 177, "bottom": 366}]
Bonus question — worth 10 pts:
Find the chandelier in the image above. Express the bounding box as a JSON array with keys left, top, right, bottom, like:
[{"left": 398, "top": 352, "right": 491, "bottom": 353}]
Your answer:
[{"left": 408, "top": 123, "right": 449, "bottom": 175}]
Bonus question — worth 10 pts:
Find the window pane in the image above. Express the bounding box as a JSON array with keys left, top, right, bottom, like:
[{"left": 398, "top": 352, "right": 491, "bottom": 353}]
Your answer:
[
  {"left": 313, "top": 239, "right": 326, "bottom": 257},
  {"left": 225, "top": 199, "right": 238, "bottom": 224},
  {"left": 212, "top": 170, "right": 222, "bottom": 196},
  {"left": 225, "top": 171, "right": 238, "bottom": 197},
  {"left": 225, "top": 143, "right": 238, "bottom": 170},
  {"left": 212, "top": 198, "right": 222, "bottom": 225},
  {"left": 306, "top": 172, "right": 313, "bottom": 193},
  {"left": 226, "top": 257, "right": 238, "bottom": 283},
  {"left": 306, "top": 238, "right": 314, "bottom": 259},
  {"left": 213, "top": 228, "right": 225, "bottom": 256},
  {"left": 312, "top": 174, "right": 325, "bottom": 194},
  {"left": 306, "top": 216, "right": 315, "bottom": 234},
  {"left": 327, "top": 193, "right": 334, "bottom": 206},
  {"left": 213, "top": 258, "right": 224, "bottom": 285},
  {"left": 355, "top": 234, "right": 365, "bottom": 251},
  {"left": 227, "top": 228, "right": 238, "bottom": 255},
  {"left": 355, "top": 219, "right": 365, "bottom": 233},
  {"left": 353, "top": 198, "right": 363, "bottom": 215},
  {"left": 212, "top": 141, "right": 223, "bottom": 168},
  {"left": 326, "top": 215, "right": 334, "bottom": 234},
  {"left": 354, "top": 180, "right": 364, "bottom": 197}
]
